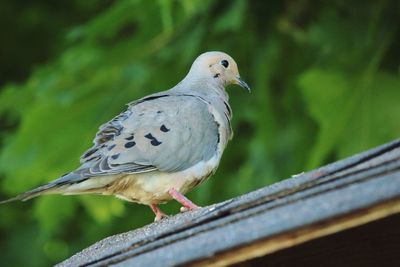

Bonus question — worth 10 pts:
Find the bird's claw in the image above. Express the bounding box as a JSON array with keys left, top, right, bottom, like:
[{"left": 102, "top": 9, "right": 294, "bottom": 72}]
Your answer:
[{"left": 154, "top": 212, "right": 169, "bottom": 222}]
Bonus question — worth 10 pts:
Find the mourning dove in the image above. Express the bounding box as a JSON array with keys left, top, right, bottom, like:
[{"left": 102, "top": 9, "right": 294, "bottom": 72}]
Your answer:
[{"left": 1, "top": 51, "right": 250, "bottom": 221}]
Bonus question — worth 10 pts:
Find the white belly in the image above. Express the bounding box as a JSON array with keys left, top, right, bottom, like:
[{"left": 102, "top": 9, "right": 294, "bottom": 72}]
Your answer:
[{"left": 108, "top": 154, "right": 221, "bottom": 204}]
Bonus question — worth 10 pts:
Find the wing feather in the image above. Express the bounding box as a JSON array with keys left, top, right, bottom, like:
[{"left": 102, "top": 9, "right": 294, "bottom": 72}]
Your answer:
[{"left": 76, "top": 93, "right": 219, "bottom": 179}]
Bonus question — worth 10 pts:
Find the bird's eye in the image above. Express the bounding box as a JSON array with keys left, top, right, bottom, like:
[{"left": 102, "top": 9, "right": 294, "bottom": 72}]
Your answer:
[{"left": 220, "top": 60, "right": 229, "bottom": 68}]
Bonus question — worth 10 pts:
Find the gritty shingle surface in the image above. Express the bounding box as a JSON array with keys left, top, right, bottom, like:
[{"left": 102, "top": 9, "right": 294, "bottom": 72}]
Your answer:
[{"left": 58, "top": 140, "right": 400, "bottom": 267}]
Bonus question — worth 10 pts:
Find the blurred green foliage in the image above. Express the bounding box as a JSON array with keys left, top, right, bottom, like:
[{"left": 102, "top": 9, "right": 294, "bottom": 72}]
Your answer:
[{"left": 0, "top": 0, "right": 399, "bottom": 266}]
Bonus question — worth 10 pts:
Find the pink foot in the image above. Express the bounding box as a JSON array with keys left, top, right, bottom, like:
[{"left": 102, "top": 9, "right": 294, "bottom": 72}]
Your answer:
[
  {"left": 149, "top": 204, "right": 168, "bottom": 222},
  {"left": 168, "top": 188, "right": 201, "bottom": 211}
]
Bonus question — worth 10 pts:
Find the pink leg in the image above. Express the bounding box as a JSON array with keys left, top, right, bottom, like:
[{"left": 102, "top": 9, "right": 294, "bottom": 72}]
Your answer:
[
  {"left": 149, "top": 204, "right": 168, "bottom": 221},
  {"left": 168, "top": 188, "right": 200, "bottom": 210}
]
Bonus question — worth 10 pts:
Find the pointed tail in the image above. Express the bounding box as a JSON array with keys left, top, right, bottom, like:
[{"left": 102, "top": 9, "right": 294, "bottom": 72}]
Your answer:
[
  {"left": 0, "top": 183, "right": 60, "bottom": 204},
  {"left": 0, "top": 172, "right": 84, "bottom": 204}
]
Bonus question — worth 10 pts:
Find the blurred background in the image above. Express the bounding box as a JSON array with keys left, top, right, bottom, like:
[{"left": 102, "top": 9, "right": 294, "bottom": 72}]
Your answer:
[{"left": 0, "top": 0, "right": 399, "bottom": 265}]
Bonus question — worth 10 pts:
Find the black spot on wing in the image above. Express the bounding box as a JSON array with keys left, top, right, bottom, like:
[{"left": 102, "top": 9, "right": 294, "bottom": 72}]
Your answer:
[
  {"left": 111, "top": 154, "right": 120, "bottom": 160},
  {"left": 157, "top": 110, "right": 162, "bottom": 114},
  {"left": 160, "top": 125, "right": 170, "bottom": 132},
  {"left": 125, "top": 135, "right": 134, "bottom": 140},
  {"left": 84, "top": 156, "right": 100, "bottom": 162},
  {"left": 125, "top": 141, "right": 136, "bottom": 148},
  {"left": 82, "top": 147, "right": 98, "bottom": 158},
  {"left": 107, "top": 144, "right": 116, "bottom": 151},
  {"left": 144, "top": 133, "right": 154, "bottom": 139},
  {"left": 145, "top": 133, "right": 162, "bottom": 146},
  {"left": 151, "top": 139, "right": 162, "bottom": 146},
  {"left": 81, "top": 146, "right": 103, "bottom": 163}
]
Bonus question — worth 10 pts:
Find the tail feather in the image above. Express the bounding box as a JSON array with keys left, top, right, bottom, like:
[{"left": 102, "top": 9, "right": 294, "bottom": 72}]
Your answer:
[
  {"left": 0, "top": 171, "right": 114, "bottom": 204},
  {"left": 0, "top": 171, "right": 89, "bottom": 204},
  {"left": 0, "top": 170, "right": 121, "bottom": 204},
  {"left": 0, "top": 183, "right": 61, "bottom": 204}
]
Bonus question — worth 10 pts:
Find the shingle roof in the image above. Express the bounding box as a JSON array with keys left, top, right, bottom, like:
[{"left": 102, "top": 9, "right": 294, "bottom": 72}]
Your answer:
[{"left": 58, "top": 139, "right": 400, "bottom": 267}]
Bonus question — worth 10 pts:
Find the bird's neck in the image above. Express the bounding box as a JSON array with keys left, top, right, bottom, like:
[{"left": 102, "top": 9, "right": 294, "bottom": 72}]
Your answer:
[{"left": 176, "top": 75, "right": 227, "bottom": 98}]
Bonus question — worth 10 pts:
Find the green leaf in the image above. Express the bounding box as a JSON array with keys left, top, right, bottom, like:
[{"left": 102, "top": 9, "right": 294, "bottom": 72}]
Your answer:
[
  {"left": 299, "top": 69, "right": 400, "bottom": 168},
  {"left": 214, "top": 0, "right": 246, "bottom": 33}
]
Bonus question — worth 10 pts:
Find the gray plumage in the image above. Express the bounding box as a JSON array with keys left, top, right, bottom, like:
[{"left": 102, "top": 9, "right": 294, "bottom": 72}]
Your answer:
[{"left": 0, "top": 51, "right": 249, "bottom": 218}]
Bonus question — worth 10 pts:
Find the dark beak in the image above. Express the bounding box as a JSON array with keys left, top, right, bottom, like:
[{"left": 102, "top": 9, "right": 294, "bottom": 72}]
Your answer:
[{"left": 236, "top": 76, "right": 251, "bottom": 92}]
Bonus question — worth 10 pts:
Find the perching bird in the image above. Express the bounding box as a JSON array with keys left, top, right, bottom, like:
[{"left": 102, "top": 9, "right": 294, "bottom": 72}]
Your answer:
[{"left": 0, "top": 51, "right": 250, "bottom": 221}]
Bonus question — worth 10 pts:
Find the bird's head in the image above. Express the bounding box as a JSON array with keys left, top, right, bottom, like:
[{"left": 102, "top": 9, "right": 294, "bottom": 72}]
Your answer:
[{"left": 187, "top": 51, "right": 250, "bottom": 92}]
